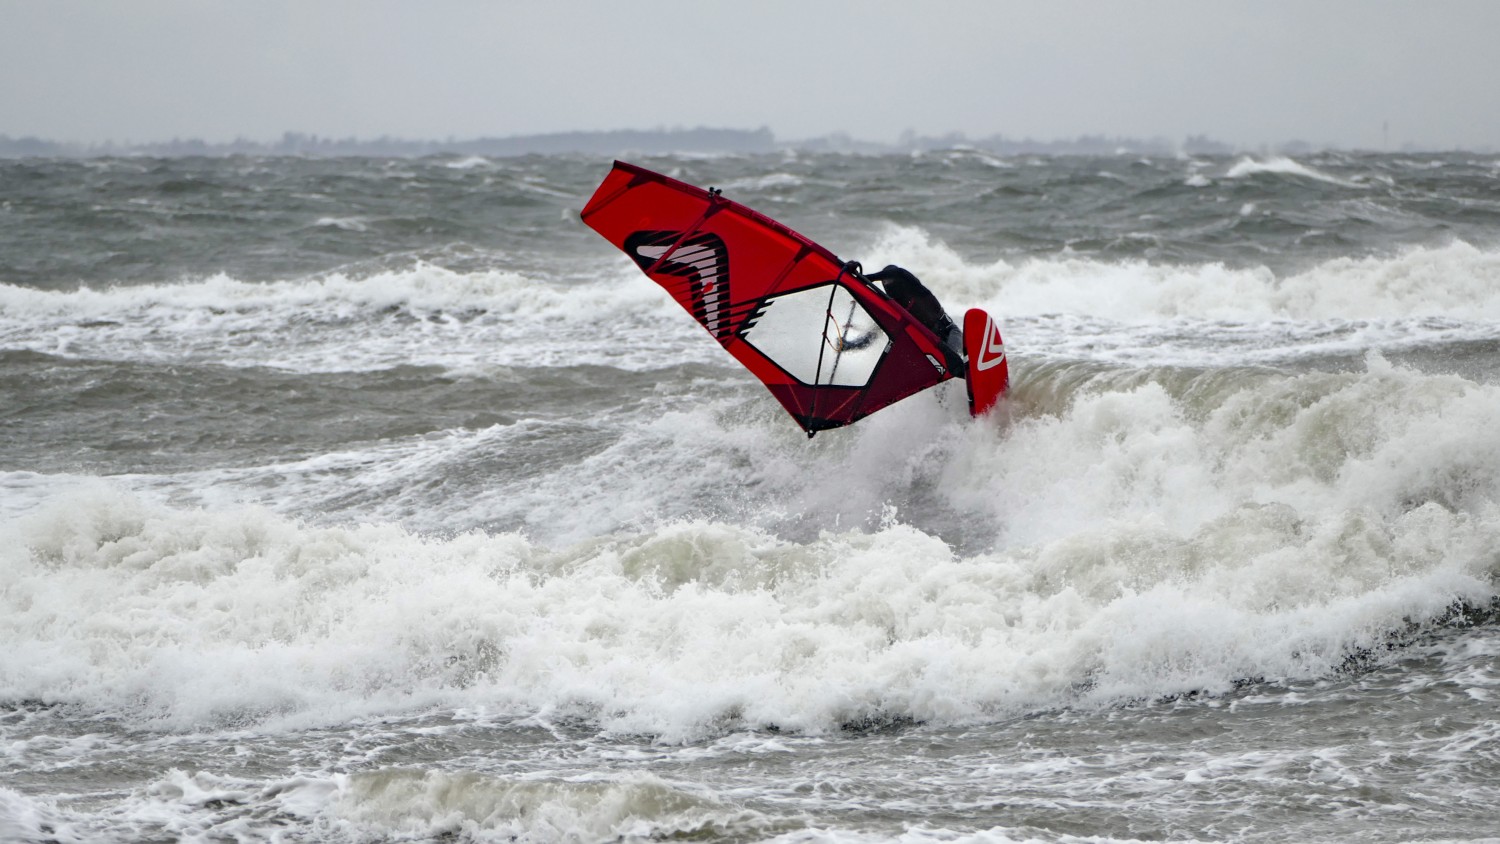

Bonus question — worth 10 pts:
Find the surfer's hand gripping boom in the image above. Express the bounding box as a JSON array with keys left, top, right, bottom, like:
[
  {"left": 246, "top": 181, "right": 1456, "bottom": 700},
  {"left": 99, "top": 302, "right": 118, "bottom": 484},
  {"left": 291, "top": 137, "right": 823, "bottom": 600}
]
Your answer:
[{"left": 840, "top": 259, "right": 866, "bottom": 281}]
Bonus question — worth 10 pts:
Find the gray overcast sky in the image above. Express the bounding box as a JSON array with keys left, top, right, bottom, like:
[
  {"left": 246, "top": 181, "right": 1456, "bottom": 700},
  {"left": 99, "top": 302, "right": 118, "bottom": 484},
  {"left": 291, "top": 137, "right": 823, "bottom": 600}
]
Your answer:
[{"left": 3, "top": 0, "right": 1498, "bottom": 150}]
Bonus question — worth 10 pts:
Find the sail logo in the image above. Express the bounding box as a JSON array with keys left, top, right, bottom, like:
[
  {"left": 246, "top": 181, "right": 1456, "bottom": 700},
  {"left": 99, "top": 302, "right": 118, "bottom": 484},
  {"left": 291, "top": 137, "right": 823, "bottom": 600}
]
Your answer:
[
  {"left": 625, "top": 231, "right": 730, "bottom": 338},
  {"left": 976, "top": 316, "right": 1006, "bottom": 371}
]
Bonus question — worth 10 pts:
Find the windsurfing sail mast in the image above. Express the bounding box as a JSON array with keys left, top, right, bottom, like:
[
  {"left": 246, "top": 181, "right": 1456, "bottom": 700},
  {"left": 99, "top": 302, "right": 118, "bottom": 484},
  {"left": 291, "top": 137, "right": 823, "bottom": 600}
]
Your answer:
[{"left": 581, "top": 161, "right": 957, "bottom": 436}]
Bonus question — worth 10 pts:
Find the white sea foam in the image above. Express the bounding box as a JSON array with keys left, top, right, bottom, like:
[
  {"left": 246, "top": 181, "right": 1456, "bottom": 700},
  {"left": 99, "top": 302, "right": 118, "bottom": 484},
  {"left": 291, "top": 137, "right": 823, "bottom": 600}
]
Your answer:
[
  {"left": 311, "top": 216, "right": 369, "bottom": 232},
  {"left": 863, "top": 227, "right": 1500, "bottom": 323},
  {"left": 444, "top": 155, "right": 495, "bottom": 170},
  {"left": 6, "top": 239, "right": 1500, "bottom": 375},
  {"left": 335, "top": 769, "right": 754, "bottom": 841},
  {"left": 1225, "top": 155, "right": 1364, "bottom": 187},
  {"left": 15, "top": 767, "right": 766, "bottom": 843},
  {"left": 0, "top": 263, "right": 712, "bottom": 374},
  {"left": 0, "top": 788, "right": 67, "bottom": 843},
  {"left": 5, "top": 356, "right": 1497, "bottom": 739}
]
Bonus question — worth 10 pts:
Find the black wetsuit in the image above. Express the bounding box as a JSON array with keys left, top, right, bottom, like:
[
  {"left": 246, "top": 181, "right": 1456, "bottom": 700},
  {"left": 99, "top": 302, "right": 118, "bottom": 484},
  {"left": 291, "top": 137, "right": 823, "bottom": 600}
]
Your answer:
[{"left": 864, "top": 265, "right": 966, "bottom": 374}]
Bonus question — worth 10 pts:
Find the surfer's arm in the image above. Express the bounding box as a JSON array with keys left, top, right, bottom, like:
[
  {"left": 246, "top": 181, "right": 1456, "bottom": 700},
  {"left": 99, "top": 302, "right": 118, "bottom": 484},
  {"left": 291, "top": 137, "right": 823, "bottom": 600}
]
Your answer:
[
  {"left": 855, "top": 264, "right": 912, "bottom": 292},
  {"left": 863, "top": 265, "right": 920, "bottom": 286},
  {"left": 841, "top": 260, "right": 893, "bottom": 298}
]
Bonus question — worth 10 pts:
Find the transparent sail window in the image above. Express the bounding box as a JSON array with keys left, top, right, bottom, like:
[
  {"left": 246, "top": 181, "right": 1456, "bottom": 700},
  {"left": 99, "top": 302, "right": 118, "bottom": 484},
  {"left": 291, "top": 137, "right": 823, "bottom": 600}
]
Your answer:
[{"left": 740, "top": 283, "right": 889, "bottom": 387}]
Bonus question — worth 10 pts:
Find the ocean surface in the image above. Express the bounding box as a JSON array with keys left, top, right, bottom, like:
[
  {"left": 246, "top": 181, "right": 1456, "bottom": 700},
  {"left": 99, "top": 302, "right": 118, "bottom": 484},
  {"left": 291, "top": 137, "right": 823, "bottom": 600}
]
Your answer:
[{"left": 3, "top": 150, "right": 1500, "bottom": 842}]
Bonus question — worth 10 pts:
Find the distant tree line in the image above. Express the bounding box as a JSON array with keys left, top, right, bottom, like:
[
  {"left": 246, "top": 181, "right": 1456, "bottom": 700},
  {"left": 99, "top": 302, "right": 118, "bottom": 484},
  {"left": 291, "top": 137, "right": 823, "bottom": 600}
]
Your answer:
[
  {"left": 0, "top": 127, "right": 778, "bottom": 158},
  {"left": 3, "top": 127, "right": 1448, "bottom": 159}
]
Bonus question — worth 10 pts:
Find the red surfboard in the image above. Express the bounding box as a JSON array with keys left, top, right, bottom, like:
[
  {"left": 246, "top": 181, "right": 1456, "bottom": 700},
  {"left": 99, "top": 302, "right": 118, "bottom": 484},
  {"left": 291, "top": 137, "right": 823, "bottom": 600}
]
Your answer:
[{"left": 963, "top": 308, "right": 1009, "bottom": 416}]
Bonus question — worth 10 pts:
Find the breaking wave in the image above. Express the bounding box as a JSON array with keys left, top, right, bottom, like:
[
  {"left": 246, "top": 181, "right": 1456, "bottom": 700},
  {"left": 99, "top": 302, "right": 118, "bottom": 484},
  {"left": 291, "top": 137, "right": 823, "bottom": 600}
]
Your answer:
[
  {"left": 4, "top": 240, "right": 1500, "bottom": 376},
  {"left": 5, "top": 351, "right": 1498, "bottom": 739}
]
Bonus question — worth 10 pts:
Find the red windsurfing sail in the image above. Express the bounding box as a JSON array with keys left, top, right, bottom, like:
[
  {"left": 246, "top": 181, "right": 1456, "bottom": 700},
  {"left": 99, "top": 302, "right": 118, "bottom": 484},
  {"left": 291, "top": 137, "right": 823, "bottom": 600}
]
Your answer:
[{"left": 581, "top": 161, "right": 956, "bottom": 435}]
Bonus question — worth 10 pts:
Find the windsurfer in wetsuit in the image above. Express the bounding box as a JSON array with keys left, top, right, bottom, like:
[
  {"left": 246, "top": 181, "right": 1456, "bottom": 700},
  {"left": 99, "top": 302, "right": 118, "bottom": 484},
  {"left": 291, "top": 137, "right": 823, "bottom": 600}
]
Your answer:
[{"left": 843, "top": 262, "right": 966, "bottom": 375}]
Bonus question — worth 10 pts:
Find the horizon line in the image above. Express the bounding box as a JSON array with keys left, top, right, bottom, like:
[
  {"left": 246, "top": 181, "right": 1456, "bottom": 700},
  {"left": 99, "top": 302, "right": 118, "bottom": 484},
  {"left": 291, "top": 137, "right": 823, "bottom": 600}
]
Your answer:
[{"left": 0, "top": 126, "right": 1492, "bottom": 157}]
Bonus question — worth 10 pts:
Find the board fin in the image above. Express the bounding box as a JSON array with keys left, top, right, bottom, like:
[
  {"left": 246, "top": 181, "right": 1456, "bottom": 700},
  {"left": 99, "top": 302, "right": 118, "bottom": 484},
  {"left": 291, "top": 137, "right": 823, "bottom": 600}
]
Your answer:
[{"left": 963, "top": 307, "right": 1009, "bottom": 417}]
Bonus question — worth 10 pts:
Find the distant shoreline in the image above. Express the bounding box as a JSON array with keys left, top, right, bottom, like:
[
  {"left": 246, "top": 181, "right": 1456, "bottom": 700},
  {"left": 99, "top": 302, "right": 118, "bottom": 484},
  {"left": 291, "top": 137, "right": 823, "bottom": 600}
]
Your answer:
[{"left": 0, "top": 126, "right": 1489, "bottom": 158}]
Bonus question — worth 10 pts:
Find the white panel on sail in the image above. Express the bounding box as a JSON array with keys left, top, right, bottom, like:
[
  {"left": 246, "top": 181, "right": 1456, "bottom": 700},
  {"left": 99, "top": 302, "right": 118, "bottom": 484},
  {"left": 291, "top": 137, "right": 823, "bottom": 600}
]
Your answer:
[{"left": 740, "top": 283, "right": 889, "bottom": 387}]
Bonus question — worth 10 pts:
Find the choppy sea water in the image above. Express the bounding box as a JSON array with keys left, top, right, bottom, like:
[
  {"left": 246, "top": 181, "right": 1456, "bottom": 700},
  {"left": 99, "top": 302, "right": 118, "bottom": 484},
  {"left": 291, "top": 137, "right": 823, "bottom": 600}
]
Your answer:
[{"left": 3, "top": 150, "right": 1500, "bottom": 842}]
